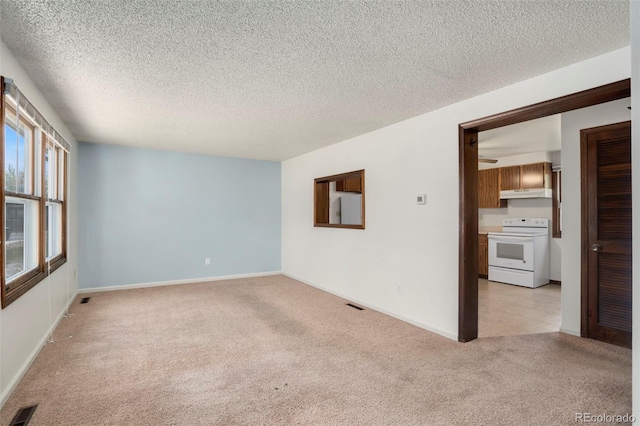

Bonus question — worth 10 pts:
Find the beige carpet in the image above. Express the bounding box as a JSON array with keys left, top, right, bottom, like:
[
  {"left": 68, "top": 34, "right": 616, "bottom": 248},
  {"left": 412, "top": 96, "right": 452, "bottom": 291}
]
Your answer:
[{"left": 0, "top": 275, "right": 631, "bottom": 425}]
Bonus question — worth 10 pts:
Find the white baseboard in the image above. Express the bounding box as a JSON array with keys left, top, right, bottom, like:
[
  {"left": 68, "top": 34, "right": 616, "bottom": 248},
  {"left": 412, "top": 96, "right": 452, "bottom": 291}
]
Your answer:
[
  {"left": 560, "top": 327, "right": 581, "bottom": 337},
  {"left": 77, "top": 271, "right": 283, "bottom": 294},
  {"left": 283, "top": 272, "right": 458, "bottom": 341},
  {"left": 0, "top": 290, "right": 78, "bottom": 409}
]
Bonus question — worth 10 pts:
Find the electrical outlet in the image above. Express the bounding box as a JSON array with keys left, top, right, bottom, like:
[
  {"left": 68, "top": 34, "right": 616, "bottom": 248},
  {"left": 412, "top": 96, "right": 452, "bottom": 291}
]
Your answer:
[
  {"left": 205, "top": 258, "right": 211, "bottom": 266},
  {"left": 396, "top": 285, "right": 403, "bottom": 295}
]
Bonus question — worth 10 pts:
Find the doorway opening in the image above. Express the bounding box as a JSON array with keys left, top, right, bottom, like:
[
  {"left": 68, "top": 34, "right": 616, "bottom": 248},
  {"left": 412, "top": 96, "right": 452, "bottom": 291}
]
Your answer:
[
  {"left": 458, "top": 79, "right": 630, "bottom": 343},
  {"left": 476, "top": 116, "right": 562, "bottom": 337}
]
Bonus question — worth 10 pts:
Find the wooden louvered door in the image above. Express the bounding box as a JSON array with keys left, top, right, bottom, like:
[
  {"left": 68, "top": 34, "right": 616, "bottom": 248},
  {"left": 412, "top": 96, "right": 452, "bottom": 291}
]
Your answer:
[{"left": 581, "top": 121, "right": 632, "bottom": 348}]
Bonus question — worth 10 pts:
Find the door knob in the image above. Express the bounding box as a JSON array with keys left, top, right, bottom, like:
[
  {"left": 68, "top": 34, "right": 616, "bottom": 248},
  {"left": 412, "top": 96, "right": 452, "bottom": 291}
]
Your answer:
[{"left": 591, "top": 244, "right": 602, "bottom": 252}]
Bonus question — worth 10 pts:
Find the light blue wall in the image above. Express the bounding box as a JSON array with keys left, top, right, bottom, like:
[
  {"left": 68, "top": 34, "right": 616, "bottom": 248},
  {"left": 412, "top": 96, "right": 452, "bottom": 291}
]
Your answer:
[{"left": 78, "top": 142, "right": 281, "bottom": 289}]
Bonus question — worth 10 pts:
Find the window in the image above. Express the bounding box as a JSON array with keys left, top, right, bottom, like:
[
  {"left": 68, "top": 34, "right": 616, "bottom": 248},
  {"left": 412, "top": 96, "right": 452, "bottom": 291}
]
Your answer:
[
  {"left": 4, "top": 104, "right": 40, "bottom": 290},
  {"left": 4, "top": 118, "right": 32, "bottom": 193},
  {"left": 314, "top": 170, "right": 365, "bottom": 229},
  {"left": 1, "top": 76, "right": 69, "bottom": 308},
  {"left": 45, "top": 142, "right": 64, "bottom": 259}
]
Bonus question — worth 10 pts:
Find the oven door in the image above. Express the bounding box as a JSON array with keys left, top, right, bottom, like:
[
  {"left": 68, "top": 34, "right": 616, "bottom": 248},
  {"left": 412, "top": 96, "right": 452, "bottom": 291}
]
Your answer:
[{"left": 488, "top": 234, "right": 534, "bottom": 271}]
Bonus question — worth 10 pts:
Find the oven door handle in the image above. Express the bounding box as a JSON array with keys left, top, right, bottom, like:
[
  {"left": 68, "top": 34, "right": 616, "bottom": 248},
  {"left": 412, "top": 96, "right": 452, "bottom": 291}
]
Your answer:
[{"left": 488, "top": 235, "right": 534, "bottom": 243}]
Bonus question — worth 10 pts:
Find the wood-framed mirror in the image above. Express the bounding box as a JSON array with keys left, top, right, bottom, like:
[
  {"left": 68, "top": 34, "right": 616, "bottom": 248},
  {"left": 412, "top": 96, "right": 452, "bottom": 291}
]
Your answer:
[{"left": 314, "top": 170, "right": 365, "bottom": 229}]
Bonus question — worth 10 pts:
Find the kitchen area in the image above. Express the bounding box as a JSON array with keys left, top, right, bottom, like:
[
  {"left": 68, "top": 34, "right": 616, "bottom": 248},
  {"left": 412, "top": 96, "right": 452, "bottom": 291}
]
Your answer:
[{"left": 477, "top": 115, "right": 562, "bottom": 337}]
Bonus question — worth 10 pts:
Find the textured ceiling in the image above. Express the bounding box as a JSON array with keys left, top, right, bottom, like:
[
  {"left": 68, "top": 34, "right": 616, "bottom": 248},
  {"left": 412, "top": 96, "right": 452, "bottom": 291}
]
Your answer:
[{"left": 0, "top": 1, "right": 630, "bottom": 161}]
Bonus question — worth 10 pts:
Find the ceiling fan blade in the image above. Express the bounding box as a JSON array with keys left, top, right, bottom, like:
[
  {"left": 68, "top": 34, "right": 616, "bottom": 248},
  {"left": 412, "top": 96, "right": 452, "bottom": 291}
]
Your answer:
[{"left": 478, "top": 158, "right": 498, "bottom": 164}]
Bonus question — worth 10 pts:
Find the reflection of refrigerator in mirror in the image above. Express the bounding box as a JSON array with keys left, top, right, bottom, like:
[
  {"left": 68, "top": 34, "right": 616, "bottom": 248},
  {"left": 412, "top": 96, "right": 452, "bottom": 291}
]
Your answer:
[
  {"left": 340, "top": 194, "right": 362, "bottom": 225},
  {"left": 330, "top": 196, "right": 341, "bottom": 224}
]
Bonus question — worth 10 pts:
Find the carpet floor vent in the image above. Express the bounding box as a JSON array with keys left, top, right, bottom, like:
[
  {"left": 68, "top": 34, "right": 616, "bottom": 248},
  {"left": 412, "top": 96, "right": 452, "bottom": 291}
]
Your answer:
[
  {"left": 80, "top": 297, "right": 91, "bottom": 304},
  {"left": 10, "top": 405, "right": 37, "bottom": 426},
  {"left": 346, "top": 303, "right": 364, "bottom": 311}
]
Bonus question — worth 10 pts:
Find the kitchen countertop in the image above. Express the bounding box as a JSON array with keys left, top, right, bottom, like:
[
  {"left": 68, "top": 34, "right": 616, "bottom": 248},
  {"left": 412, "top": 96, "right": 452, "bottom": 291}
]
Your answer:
[{"left": 479, "top": 226, "right": 502, "bottom": 235}]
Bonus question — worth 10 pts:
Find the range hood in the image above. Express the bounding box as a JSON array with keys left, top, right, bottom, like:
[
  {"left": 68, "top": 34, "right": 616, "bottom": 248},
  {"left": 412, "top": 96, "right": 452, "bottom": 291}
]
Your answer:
[{"left": 500, "top": 188, "right": 552, "bottom": 199}]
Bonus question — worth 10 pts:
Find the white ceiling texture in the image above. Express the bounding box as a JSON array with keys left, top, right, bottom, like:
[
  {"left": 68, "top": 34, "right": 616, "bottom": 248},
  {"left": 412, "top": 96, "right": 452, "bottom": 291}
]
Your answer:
[{"left": 0, "top": 1, "right": 630, "bottom": 161}]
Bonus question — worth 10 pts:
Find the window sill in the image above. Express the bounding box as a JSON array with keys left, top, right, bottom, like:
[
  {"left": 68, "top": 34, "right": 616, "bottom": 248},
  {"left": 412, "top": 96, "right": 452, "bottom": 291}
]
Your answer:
[
  {"left": 2, "top": 256, "right": 67, "bottom": 309},
  {"left": 3, "top": 270, "right": 47, "bottom": 308},
  {"left": 314, "top": 223, "right": 365, "bottom": 230},
  {"left": 48, "top": 255, "right": 67, "bottom": 275}
]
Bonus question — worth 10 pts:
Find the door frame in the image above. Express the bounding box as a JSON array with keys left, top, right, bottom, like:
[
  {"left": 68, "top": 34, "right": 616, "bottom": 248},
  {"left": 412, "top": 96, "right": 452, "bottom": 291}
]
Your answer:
[{"left": 458, "top": 79, "right": 630, "bottom": 342}]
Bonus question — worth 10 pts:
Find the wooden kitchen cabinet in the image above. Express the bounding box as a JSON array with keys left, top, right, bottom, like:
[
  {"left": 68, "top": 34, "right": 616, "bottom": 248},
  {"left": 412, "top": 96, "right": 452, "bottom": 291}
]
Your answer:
[
  {"left": 499, "top": 162, "right": 551, "bottom": 191},
  {"left": 521, "top": 163, "right": 548, "bottom": 188},
  {"left": 499, "top": 165, "right": 521, "bottom": 190},
  {"left": 478, "top": 169, "right": 506, "bottom": 208},
  {"left": 478, "top": 233, "right": 488, "bottom": 278},
  {"left": 336, "top": 176, "right": 362, "bottom": 193}
]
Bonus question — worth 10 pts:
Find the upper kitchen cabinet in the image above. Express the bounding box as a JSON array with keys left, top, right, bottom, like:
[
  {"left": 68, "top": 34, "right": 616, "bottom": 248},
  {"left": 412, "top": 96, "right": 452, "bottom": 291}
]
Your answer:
[
  {"left": 336, "top": 176, "right": 362, "bottom": 193},
  {"left": 521, "top": 163, "right": 549, "bottom": 188},
  {"left": 500, "top": 162, "right": 552, "bottom": 191},
  {"left": 499, "top": 165, "right": 521, "bottom": 190},
  {"left": 478, "top": 169, "right": 506, "bottom": 208}
]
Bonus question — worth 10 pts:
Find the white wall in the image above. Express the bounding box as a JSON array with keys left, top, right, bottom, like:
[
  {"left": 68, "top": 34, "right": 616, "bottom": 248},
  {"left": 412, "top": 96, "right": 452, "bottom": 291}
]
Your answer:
[
  {"left": 480, "top": 198, "right": 553, "bottom": 228},
  {"left": 630, "top": 0, "right": 639, "bottom": 418},
  {"left": 559, "top": 98, "right": 631, "bottom": 336},
  {"left": 282, "top": 47, "right": 630, "bottom": 340},
  {"left": 0, "top": 40, "right": 78, "bottom": 407}
]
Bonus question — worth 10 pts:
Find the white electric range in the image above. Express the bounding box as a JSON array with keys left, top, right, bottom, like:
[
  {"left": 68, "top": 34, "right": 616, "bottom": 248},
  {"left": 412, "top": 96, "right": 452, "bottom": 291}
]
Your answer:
[{"left": 487, "top": 218, "right": 550, "bottom": 288}]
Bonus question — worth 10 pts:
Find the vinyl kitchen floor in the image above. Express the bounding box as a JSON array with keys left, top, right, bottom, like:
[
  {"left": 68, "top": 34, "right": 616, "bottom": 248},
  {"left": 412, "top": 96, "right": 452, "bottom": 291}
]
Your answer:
[{"left": 478, "top": 278, "right": 561, "bottom": 338}]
